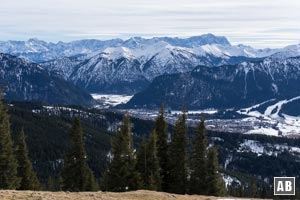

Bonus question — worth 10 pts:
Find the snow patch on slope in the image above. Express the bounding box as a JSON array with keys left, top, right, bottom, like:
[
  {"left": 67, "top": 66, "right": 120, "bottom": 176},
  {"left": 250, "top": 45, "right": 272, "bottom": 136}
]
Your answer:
[{"left": 92, "top": 94, "right": 133, "bottom": 107}]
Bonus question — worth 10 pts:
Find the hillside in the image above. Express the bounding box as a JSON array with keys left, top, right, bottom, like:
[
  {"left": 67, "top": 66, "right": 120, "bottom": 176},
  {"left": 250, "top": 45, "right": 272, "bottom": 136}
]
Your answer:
[
  {"left": 5, "top": 101, "right": 300, "bottom": 193},
  {"left": 0, "top": 54, "right": 96, "bottom": 106},
  {"left": 0, "top": 190, "right": 258, "bottom": 200},
  {"left": 6, "top": 101, "right": 154, "bottom": 184},
  {"left": 125, "top": 57, "right": 300, "bottom": 110}
]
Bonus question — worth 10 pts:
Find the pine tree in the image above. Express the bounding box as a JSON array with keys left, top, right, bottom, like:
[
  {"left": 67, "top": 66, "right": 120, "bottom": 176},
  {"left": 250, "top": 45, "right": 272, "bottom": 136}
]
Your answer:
[
  {"left": 249, "top": 177, "right": 257, "bottom": 197},
  {"left": 189, "top": 114, "right": 208, "bottom": 194},
  {"left": 85, "top": 168, "right": 99, "bottom": 191},
  {"left": 136, "top": 130, "right": 161, "bottom": 190},
  {"left": 238, "top": 184, "right": 245, "bottom": 197},
  {"left": 47, "top": 176, "right": 62, "bottom": 191},
  {"left": 207, "top": 146, "right": 226, "bottom": 196},
  {"left": 15, "top": 128, "right": 40, "bottom": 190},
  {"left": 0, "top": 90, "right": 20, "bottom": 189},
  {"left": 47, "top": 176, "right": 57, "bottom": 191},
  {"left": 228, "top": 183, "right": 240, "bottom": 197},
  {"left": 146, "top": 130, "right": 161, "bottom": 190},
  {"left": 103, "top": 114, "right": 142, "bottom": 191},
  {"left": 260, "top": 183, "right": 268, "bottom": 199},
  {"left": 168, "top": 108, "right": 188, "bottom": 194},
  {"left": 61, "top": 118, "right": 98, "bottom": 191},
  {"left": 136, "top": 138, "right": 147, "bottom": 188},
  {"left": 154, "top": 103, "right": 169, "bottom": 191}
]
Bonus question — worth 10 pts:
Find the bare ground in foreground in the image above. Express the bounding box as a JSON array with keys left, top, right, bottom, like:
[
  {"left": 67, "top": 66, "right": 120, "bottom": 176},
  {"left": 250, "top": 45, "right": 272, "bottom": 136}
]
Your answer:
[{"left": 0, "top": 190, "right": 262, "bottom": 200}]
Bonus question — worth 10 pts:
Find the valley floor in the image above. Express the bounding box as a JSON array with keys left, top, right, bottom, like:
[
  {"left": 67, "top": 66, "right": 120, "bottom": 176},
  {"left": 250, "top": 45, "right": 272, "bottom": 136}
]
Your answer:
[{"left": 0, "top": 190, "right": 260, "bottom": 200}]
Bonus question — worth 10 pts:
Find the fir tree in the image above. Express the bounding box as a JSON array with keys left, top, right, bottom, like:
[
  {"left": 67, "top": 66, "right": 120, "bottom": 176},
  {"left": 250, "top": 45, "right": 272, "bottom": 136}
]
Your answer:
[
  {"left": 249, "top": 177, "right": 257, "bottom": 197},
  {"left": 61, "top": 118, "right": 98, "bottom": 191},
  {"left": 146, "top": 130, "right": 161, "bottom": 190},
  {"left": 260, "top": 183, "right": 268, "bottom": 199},
  {"left": 228, "top": 182, "right": 241, "bottom": 197},
  {"left": 15, "top": 128, "right": 40, "bottom": 190},
  {"left": 189, "top": 114, "right": 208, "bottom": 194},
  {"left": 154, "top": 103, "right": 169, "bottom": 191},
  {"left": 103, "top": 114, "right": 142, "bottom": 191},
  {"left": 0, "top": 90, "right": 19, "bottom": 189},
  {"left": 47, "top": 176, "right": 62, "bottom": 191},
  {"left": 239, "top": 185, "right": 245, "bottom": 197},
  {"left": 168, "top": 108, "right": 188, "bottom": 194},
  {"left": 136, "top": 130, "right": 161, "bottom": 190},
  {"left": 136, "top": 138, "right": 147, "bottom": 188},
  {"left": 85, "top": 168, "right": 99, "bottom": 191},
  {"left": 47, "top": 176, "right": 58, "bottom": 191},
  {"left": 207, "top": 146, "right": 226, "bottom": 196}
]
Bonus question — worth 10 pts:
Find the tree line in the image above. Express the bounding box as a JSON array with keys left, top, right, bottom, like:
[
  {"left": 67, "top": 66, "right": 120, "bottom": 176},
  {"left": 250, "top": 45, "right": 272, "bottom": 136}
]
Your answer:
[
  {"left": 0, "top": 90, "right": 225, "bottom": 196},
  {"left": 102, "top": 105, "right": 226, "bottom": 196},
  {"left": 0, "top": 93, "right": 40, "bottom": 190}
]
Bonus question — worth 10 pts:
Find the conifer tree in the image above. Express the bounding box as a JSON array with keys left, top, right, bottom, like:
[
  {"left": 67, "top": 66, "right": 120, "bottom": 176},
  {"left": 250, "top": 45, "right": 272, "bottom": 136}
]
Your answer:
[
  {"left": 238, "top": 185, "right": 245, "bottom": 197},
  {"left": 249, "top": 177, "right": 258, "bottom": 197},
  {"left": 260, "top": 183, "right": 268, "bottom": 198},
  {"left": 103, "top": 114, "right": 142, "bottom": 191},
  {"left": 207, "top": 146, "right": 226, "bottom": 196},
  {"left": 85, "top": 169, "right": 99, "bottom": 191},
  {"left": 61, "top": 118, "right": 98, "bottom": 191},
  {"left": 146, "top": 130, "right": 161, "bottom": 190},
  {"left": 154, "top": 103, "right": 169, "bottom": 191},
  {"left": 15, "top": 128, "right": 40, "bottom": 190},
  {"left": 168, "top": 108, "right": 188, "bottom": 194},
  {"left": 0, "top": 91, "right": 19, "bottom": 189},
  {"left": 47, "top": 176, "right": 62, "bottom": 191},
  {"left": 136, "top": 138, "right": 147, "bottom": 188},
  {"left": 189, "top": 114, "right": 208, "bottom": 194},
  {"left": 136, "top": 130, "right": 161, "bottom": 190},
  {"left": 47, "top": 176, "right": 57, "bottom": 191}
]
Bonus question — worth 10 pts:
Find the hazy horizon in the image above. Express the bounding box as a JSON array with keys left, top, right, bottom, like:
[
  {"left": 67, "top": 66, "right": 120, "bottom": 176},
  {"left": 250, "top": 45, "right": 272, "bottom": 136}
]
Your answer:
[
  {"left": 1, "top": 34, "right": 299, "bottom": 50},
  {"left": 1, "top": 0, "right": 300, "bottom": 48}
]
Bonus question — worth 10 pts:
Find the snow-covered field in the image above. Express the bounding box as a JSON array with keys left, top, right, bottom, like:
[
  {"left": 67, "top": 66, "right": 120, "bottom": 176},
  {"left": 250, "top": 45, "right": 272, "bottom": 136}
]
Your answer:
[
  {"left": 92, "top": 94, "right": 133, "bottom": 108},
  {"left": 238, "top": 97, "right": 300, "bottom": 137},
  {"left": 118, "top": 97, "right": 300, "bottom": 138}
]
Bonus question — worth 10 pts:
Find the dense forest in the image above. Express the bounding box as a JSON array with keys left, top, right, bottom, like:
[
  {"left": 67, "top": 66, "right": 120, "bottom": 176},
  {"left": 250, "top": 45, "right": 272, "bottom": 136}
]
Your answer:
[{"left": 1, "top": 95, "right": 300, "bottom": 198}]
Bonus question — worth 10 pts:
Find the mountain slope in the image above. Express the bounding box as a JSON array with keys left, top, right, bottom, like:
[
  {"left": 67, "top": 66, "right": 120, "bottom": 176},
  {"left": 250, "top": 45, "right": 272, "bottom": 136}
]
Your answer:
[
  {"left": 41, "top": 42, "right": 261, "bottom": 94},
  {"left": 0, "top": 53, "right": 95, "bottom": 106},
  {"left": 3, "top": 35, "right": 300, "bottom": 95},
  {"left": 125, "top": 57, "right": 300, "bottom": 109}
]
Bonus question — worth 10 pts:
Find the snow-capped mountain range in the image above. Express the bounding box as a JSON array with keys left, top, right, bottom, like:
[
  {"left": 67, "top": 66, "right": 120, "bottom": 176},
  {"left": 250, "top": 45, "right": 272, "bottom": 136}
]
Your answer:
[
  {"left": 1, "top": 34, "right": 300, "bottom": 136},
  {"left": 1, "top": 33, "right": 300, "bottom": 96},
  {"left": 24, "top": 34, "right": 298, "bottom": 94},
  {"left": 1, "top": 34, "right": 299, "bottom": 63}
]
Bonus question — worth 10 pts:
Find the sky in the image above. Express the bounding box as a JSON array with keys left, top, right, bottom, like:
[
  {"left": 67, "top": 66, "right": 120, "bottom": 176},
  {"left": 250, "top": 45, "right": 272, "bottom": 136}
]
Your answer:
[{"left": 0, "top": 0, "right": 300, "bottom": 48}]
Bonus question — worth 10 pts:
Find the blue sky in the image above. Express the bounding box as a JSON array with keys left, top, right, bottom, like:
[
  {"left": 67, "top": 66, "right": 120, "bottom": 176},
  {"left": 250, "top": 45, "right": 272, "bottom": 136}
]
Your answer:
[{"left": 0, "top": 0, "right": 299, "bottom": 48}]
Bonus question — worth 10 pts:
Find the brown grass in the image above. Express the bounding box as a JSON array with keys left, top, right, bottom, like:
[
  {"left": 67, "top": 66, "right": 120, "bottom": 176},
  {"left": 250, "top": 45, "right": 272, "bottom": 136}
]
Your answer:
[{"left": 0, "top": 190, "right": 258, "bottom": 200}]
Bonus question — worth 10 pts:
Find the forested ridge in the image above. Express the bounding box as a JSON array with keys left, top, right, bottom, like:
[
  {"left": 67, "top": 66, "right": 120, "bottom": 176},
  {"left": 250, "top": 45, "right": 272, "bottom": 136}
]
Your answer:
[{"left": 1, "top": 97, "right": 300, "bottom": 198}]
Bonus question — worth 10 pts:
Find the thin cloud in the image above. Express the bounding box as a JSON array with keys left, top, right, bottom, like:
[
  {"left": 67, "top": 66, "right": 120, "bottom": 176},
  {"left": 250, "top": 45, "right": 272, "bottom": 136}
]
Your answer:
[{"left": 0, "top": 0, "right": 299, "bottom": 48}]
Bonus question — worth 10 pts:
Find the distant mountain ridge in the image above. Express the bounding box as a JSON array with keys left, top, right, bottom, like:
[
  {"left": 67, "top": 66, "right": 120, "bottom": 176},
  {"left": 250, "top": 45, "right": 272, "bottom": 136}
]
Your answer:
[
  {"left": 125, "top": 57, "right": 300, "bottom": 109},
  {"left": 35, "top": 35, "right": 300, "bottom": 94},
  {"left": 0, "top": 34, "right": 230, "bottom": 62},
  {"left": 40, "top": 42, "right": 262, "bottom": 94},
  {"left": 0, "top": 53, "right": 96, "bottom": 106},
  {"left": 2, "top": 34, "right": 299, "bottom": 62},
  {"left": 1, "top": 34, "right": 300, "bottom": 95}
]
